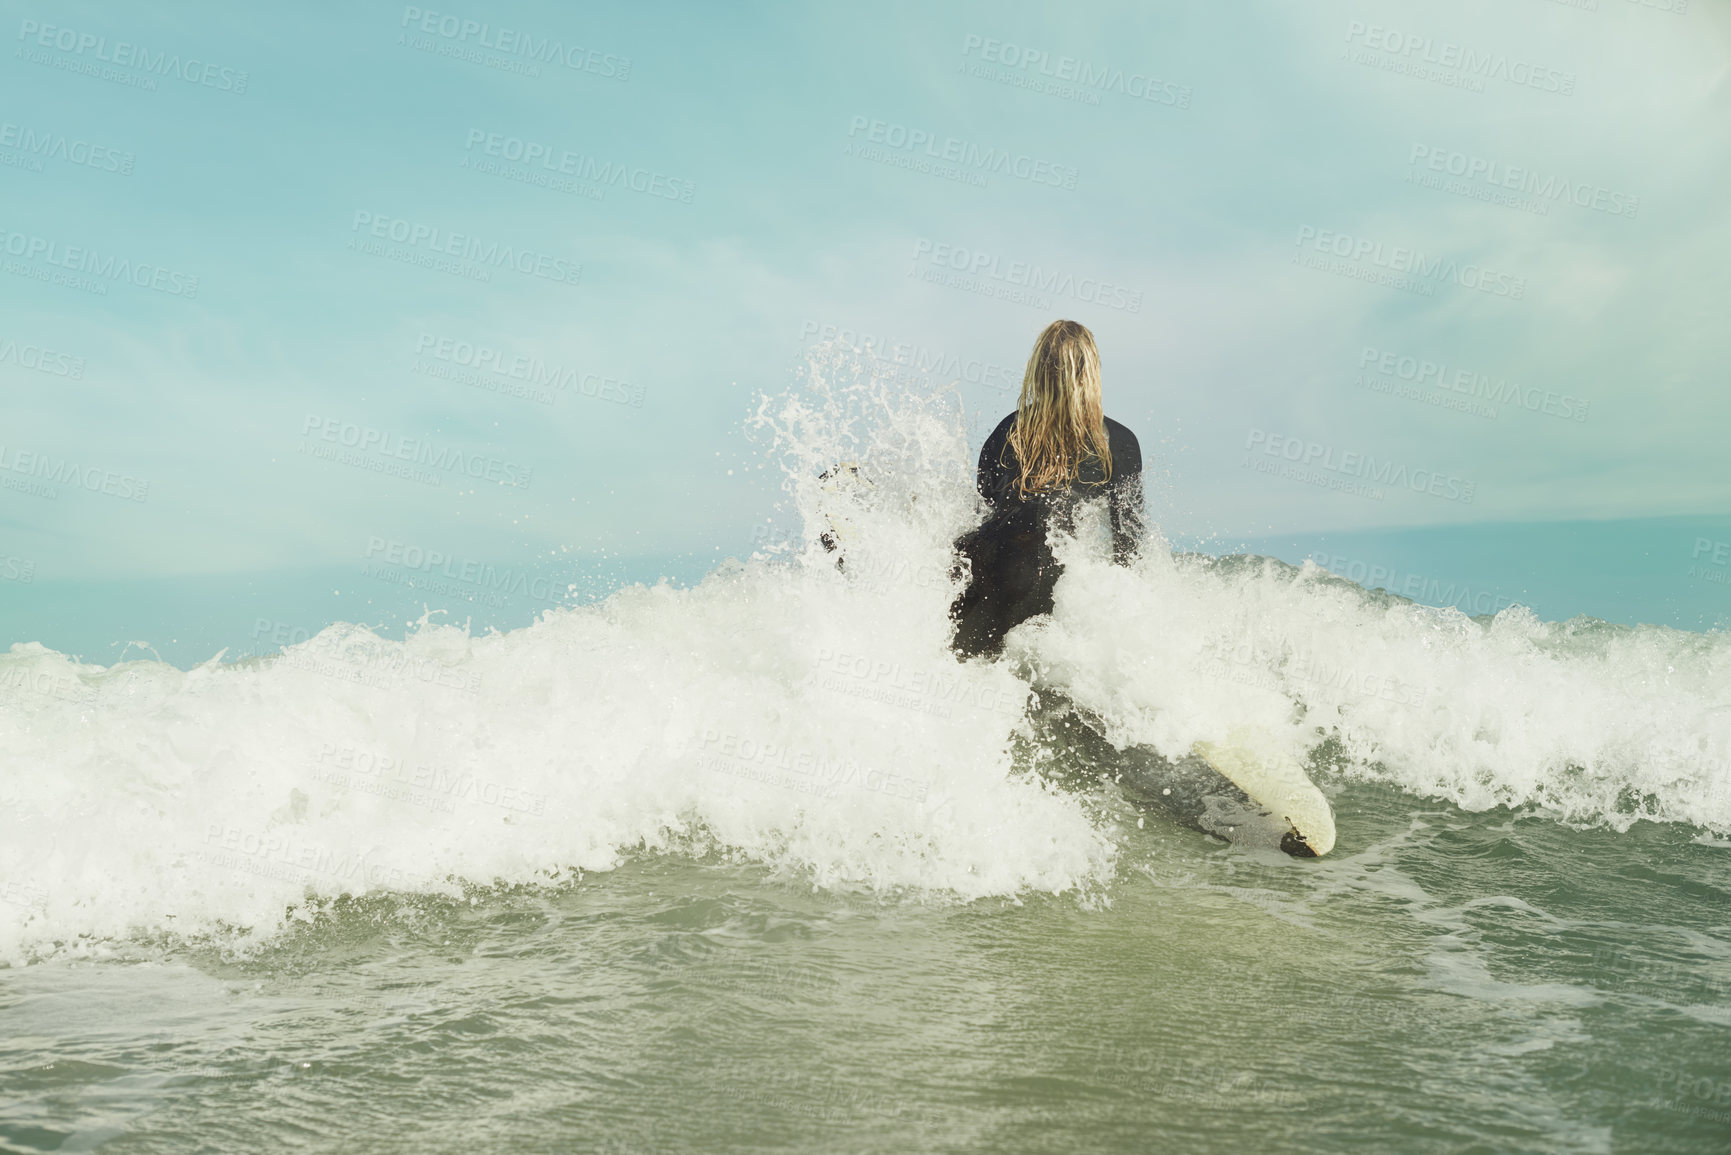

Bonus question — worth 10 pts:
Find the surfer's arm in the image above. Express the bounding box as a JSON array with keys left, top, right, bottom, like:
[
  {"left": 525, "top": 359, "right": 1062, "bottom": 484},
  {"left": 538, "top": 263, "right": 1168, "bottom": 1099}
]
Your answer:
[
  {"left": 975, "top": 414, "right": 1016, "bottom": 503},
  {"left": 1108, "top": 434, "right": 1145, "bottom": 565},
  {"left": 975, "top": 442, "right": 996, "bottom": 501}
]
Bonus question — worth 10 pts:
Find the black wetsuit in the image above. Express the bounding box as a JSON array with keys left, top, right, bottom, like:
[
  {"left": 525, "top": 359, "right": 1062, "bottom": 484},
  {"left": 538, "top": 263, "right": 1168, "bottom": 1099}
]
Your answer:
[{"left": 950, "top": 413, "right": 1144, "bottom": 658}]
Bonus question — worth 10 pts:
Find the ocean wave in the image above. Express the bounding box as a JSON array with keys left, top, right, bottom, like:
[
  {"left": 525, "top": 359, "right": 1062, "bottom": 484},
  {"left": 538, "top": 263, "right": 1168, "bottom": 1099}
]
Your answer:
[{"left": 2, "top": 346, "right": 1726, "bottom": 962}]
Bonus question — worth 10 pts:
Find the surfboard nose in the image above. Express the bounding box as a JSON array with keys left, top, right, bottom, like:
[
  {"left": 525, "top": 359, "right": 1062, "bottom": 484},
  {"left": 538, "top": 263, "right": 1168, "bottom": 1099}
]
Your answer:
[{"left": 1192, "top": 729, "right": 1337, "bottom": 858}]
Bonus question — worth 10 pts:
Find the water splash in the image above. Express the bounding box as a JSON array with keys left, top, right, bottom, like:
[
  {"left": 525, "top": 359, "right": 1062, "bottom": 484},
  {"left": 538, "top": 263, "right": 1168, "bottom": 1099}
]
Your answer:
[{"left": 2, "top": 344, "right": 1727, "bottom": 963}]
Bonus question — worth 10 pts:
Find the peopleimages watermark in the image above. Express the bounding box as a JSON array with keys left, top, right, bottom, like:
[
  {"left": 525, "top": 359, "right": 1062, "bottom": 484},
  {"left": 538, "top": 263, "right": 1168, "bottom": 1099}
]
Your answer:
[
  {"left": 0, "top": 444, "right": 149, "bottom": 502},
  {"left": 312, "top": 740, "right": 548, "bottom": 817},
  {"left": 412, "top": 332, "right": 646, "bottom": 408},
  {"left": 0, "top": 877, "right": 50, "bottom": 911},
  {"left": 347, "top": 211, "right": 581, "bottom": 287},
  {"left": 1407, "top": 144, "right": 1638, "bottom": 219},
  {"left": 398, "top": 7, "right": 630, "bottom": 80},
  {"left": 1307, "top": 552, "right": 1519, "bottom": 616},
  {"left": 0, "top": 119, "right": 133, "bottom": 176},
  {"left": 15, "top": 19, "right": 249, "bottom": 94},
  {"left": 1590, "top": 944, "right": 1730, "bottom": 1003},
  {"left": 1691, "top": 538, "right": 1731, "bottom": 567},
  {"left": 1356, "top": 345, "right": 1588, "bottom": 422},
  {"left": 201, "top": 824, "right": 427, "bottom": 891},
  {"left": 0, "top": 335, "right": 85, "bottom": 379},
  {"left": 798, "top": 320, "right": 1020, "bottom": 393},
  {"left": 958, "top": 34, "right": 1191, "bottom": 109},
  {"left": 298, "top": 413, "right": 534, "bottom": 490},
  {"left": 686, "top": 957, "right": 856, "bottom": 1006},
  {"left": 1243, "top": 428, "right": 1477, "bottom": 505},
  {"left": 807, "top": 646, "right": 1021, "bottom": 721},
  {"left": 249, "top": 619, "right": 484, "bottom": 696},
  {"left": 1688, "top": 537, "right": 1731, "bottom": 592},
  {"left": 1650, "top": 1068, "right": 1731, "bottom": 1126},
  {"left": 841, "top": 550, "right": 960, "bottom": 597},
  {"left": 1200, "top": 630, "right": 1430, "bottom": 709},
  {"left": 845, "top": 115, "right": 1079, "bottom": 191},
  {"left": 736, "top": 1071, "right": 946, "bottom": 1128},
  {"left": 695, "top": 728, "right": 933, "bottom": 805},
  {"left": 0, "top": 662, "right": 87, "bottom": 705},
  {"left": 363, "top": 535, "right": 568, "bottom": 607},
  {"left": 1293, "top": 225, "right": 1527, "bottom": 301},
  {"left": 909, "top": 238, "right": 1143, "bottom": 313},
  {"left": 461, "top": 129, "right": 694, "bottom": 204},
  {"left": 0, "top": 226, "right": 199, "bottom": 298},
  {"left": 1340, "top": 20, "right": 1576, "bottom": 97},
  {"left": 1089, "top": 1047, "right": 1304, "bottom": 1109}
]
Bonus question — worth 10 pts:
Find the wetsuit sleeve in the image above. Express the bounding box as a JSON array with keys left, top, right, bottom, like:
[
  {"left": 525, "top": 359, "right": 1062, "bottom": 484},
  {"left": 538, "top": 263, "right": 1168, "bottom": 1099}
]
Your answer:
[
  {"left": 1108, "top": 429, "right": 1145, "bottom": 564},
  {"left": 976, "top": 439, "right": 996, "bottom": 501},
  {"left": 976, "top": 414, "right": 1016, "bottom": 504}
]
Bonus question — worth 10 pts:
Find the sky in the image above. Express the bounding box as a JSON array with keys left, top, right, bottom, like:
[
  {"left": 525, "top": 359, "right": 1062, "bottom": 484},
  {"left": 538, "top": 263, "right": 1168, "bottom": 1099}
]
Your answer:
[{"left": 2, "top": 0, "right": 1728, "bottom": 655}]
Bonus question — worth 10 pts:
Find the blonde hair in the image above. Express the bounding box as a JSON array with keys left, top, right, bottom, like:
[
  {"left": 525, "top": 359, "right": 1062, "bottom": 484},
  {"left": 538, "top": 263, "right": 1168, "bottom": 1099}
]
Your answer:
[{"left": 1004, "top": 319, "right": 1111, "bottom": 496}]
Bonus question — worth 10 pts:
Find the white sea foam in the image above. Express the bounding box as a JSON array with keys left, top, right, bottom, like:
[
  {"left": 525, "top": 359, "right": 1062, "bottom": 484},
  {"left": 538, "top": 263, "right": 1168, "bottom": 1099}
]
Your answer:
[
  {"left": 2, "top": 346, "right": 1728, "bottom": 962},
  {"left": 1030, "top": 540, "right": 1731, "bottom": 835}
]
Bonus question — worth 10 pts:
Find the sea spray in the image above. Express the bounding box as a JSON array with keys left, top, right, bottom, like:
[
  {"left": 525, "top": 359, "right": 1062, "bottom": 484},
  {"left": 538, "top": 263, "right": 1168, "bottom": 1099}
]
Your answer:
[
  {"left": 3, "top": 344, "right": 1728, "bottom": 965},
  {"left": 1027, "top": 544, "right": 1731, "bottom": 831},
  {"left": 0, "top": 348, "right": 1107, "bottom": 964}
]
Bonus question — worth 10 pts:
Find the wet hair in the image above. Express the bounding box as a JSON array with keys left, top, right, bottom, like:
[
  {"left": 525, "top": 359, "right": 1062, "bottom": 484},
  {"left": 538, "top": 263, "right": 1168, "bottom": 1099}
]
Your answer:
[{"left": 1003, "top": 319, "right": 1111, "bottom": 496}]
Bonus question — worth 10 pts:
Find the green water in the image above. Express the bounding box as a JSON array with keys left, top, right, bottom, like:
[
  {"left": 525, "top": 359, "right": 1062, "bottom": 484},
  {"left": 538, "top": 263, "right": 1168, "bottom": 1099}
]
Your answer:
[{"left": 4, "top": 783, "right": 1728, "bottom": 1154}]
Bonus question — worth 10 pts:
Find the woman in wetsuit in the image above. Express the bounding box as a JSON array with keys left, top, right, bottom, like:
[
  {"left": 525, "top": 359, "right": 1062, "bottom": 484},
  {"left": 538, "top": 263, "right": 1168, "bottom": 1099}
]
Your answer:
[{"left": 950, "top": 319, "right": 1144, "bottom": 658}]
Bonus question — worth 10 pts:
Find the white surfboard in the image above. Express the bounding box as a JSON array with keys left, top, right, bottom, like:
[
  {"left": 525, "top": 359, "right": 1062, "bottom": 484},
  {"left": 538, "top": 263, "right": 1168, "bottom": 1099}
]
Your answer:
[{"left": 1191, "top": 727, "right": 1336, "bottom": 857}]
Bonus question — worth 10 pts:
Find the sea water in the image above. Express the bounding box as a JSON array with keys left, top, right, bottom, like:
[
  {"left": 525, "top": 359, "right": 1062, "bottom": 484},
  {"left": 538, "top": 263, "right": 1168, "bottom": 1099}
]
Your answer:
[{"left": 2, "top": 354, "right": 1728, "bottom": 1153}]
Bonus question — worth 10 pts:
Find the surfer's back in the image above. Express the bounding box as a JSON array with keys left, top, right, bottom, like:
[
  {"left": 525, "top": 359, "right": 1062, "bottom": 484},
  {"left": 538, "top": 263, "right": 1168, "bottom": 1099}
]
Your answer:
[
  {"left": 950, "top": 319, "right": 1145, "bottom": 658},
  {"left": 975, "top": 411, "right": 1144, "bottom": 562},
  {"left": 981, "top": 409, "right": 1139, "bottom": 519}
]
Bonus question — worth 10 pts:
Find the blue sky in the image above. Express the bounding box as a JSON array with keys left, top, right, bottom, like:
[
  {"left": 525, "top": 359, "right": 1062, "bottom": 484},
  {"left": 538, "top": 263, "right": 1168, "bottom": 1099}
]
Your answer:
[{"left": 2, "top": 0, "right": 1727, "bottom": 622}]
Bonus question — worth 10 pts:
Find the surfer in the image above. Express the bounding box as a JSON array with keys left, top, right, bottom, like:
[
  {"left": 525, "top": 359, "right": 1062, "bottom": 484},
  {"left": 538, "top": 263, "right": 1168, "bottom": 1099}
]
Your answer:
[{"left": 950, "top": 319, "right": 1145, "bottom": 659}]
